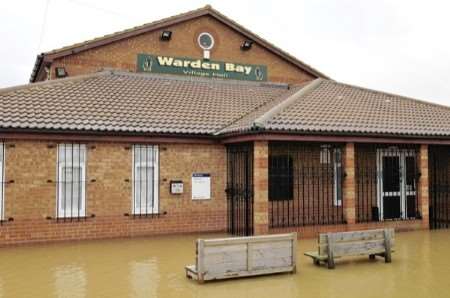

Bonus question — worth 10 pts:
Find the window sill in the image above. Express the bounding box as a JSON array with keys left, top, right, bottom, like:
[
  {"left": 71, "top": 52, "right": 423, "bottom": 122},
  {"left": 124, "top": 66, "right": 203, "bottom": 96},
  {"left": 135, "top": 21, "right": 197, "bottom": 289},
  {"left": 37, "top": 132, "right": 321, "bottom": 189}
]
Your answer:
[
  {"left": 0, "top": 217, "right": 14, "bottom": 225},
  {"left": 124, "top": 211, "right": 167, "bottom": 218},
  {"left": 46, "top": 214, "right": 95, "bottom": 222}
]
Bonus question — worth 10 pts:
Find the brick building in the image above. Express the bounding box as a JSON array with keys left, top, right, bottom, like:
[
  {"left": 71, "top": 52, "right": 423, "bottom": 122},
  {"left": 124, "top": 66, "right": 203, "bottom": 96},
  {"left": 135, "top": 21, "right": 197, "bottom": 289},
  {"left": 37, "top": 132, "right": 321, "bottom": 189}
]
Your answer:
[{"left": 1, "top": 5, "right": 450, "bottom": 246}]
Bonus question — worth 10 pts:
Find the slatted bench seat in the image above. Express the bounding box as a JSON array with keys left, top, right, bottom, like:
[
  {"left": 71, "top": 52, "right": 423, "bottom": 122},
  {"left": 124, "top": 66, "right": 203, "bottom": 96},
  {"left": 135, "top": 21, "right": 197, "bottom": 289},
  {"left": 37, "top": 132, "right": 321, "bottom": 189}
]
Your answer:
[
  {"left": 185, "top": 233, "right": 297, "bottom": 283},
  {"left": 304, "top": 228, "right": 394, "bottom": 269}
]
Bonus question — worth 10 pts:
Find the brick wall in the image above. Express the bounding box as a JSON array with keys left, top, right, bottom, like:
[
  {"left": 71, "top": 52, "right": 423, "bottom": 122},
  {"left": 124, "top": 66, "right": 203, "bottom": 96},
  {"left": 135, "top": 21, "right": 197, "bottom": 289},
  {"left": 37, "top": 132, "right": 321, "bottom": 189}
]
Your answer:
[
  {"left": 0, "top": 140, "right": 226, "bottom": 246},
  {"left": 253, "top": 141, "right": 269, "bottom": 235},
  {"left": 0, "top": 139, "right": 435, "bottom": 246},
  {"left": 43, "top": 15, "right": 315, "bottom": 84},
  {"left": 419, "top": 144, "right": 430, "bottom": 229}
]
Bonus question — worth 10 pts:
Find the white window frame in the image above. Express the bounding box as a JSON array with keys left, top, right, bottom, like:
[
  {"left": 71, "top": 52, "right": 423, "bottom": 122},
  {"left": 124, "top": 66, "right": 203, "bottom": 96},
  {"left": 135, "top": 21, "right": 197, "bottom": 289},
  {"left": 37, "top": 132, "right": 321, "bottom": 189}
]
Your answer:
[
  {"left": 320, "top": 145, "right": 342, "bottom": 206},
  {"left": 376, "top": 149, "right": 416, "bottom": 220},
  {"left": 333, "top": 148, "right": 343, "bottom": 207},
  {"left": 320, "top": 145, "right": 331, "bottom": 164},
  {"left": 0, "top": 143, "right": 4, "bottom": 221},
  {"left": 57, "top": 144, "right": 86, "bottom": 218},
  {"left": 132, "top": 145, "right": 159, "bottom": 215}
]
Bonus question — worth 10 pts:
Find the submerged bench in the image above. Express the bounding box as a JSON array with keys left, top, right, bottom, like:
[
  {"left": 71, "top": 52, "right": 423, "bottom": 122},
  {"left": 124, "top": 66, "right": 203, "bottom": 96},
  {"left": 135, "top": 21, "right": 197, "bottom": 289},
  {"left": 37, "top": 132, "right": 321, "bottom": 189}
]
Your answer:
[
  {"left": 185, "top": 233, "right": 297, "bottom": 283},
  {"left": 304, "top": 228, "right": 394, "bottom": 269}
]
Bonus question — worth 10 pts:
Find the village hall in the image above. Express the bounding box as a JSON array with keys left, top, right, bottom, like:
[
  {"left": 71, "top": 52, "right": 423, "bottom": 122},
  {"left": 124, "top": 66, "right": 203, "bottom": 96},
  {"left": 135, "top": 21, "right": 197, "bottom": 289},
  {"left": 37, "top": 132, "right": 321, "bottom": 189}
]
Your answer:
[{"left": 1, "top": 5, "right": 450, "bottom": 246}]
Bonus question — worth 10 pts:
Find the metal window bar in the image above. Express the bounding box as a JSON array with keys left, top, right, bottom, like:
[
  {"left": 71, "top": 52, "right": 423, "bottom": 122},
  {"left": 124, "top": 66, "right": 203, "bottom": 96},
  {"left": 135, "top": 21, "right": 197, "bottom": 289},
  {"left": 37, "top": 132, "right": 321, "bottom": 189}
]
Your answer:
[
  {"left": 355, "top": 144, "right": 420, "bottom": 223},
  {"left": 268, "top": 142, "right": 345, "bottom": 228},
  {"left": 56, "top": 143, "right": 86, "bottom": 220},
  {"left": 226, "top": 143, "right": 254, "bottom": 236},
  {"left": 429, "top": 145, "right": 450, "bottom": 229},
  {"left": 132, "top": 145, "right": 159, "bottom": 217}
]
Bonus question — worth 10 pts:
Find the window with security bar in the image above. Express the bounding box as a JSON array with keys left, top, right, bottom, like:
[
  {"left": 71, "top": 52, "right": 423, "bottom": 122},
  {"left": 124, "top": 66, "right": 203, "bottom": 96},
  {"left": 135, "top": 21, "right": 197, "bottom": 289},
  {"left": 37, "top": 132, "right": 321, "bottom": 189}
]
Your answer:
[
  {"left": 132, "top": 145, "right": 159, "bottom": 215},
  {"left": 268, "top": 142, "right": 345, "bottom": 228},
  {"left": 0, "top": 143, "right": 4, "bottom": 221},
  {"left": 57, "top": 144, "right": 86, "bottom": 218}
]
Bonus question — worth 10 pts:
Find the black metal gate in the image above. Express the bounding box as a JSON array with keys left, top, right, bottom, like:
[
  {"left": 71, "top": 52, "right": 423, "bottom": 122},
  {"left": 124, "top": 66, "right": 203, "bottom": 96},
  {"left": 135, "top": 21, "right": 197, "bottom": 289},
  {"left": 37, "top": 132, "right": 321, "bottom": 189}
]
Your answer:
[
  {"left": 355, "top": 144, "right": 420, "bottom": 222},
  {"left": 429, "top": 146, "right": 450, "bottom": 229},
  {"left": 268, "top": 142, "right": 345, "bottom": 227},
  {"left": 226, "top": 143, "right": 254, "bottom": 236}
]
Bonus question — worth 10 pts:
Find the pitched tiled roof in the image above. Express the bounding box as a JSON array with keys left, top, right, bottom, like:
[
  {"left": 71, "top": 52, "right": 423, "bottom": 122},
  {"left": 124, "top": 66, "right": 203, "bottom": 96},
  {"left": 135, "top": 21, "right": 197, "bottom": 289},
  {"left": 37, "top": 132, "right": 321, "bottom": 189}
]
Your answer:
[
  {"left": 2, "top": 72, "right": 450, "bottom": 138},
  {"left": 1, "top": 70, "right": 292, "bottom": 135},
  {"left": 221, "top": 79, "right": 450, "bottom": 137},
  {"left": 30, "top": 5, "right": 328, "bottom": 82}
]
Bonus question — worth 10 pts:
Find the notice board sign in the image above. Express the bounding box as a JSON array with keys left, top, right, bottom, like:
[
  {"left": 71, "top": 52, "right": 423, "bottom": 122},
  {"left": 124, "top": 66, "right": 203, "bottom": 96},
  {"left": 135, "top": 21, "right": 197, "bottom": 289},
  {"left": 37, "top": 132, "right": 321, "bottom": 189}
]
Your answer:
[
  {"left": 137, "top": 54, "right": 267, "bottom": 82},
  {"left": 192, "top": 173, "right": 211, "bottom": 200}
]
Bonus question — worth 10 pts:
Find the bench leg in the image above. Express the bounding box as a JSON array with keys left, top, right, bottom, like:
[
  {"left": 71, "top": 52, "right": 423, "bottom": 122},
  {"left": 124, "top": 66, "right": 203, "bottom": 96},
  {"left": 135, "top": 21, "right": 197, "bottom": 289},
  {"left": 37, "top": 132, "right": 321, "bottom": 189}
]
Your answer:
[
  {"left": 384, "top": 229, "right": 392, "bottom": 263},
  {"left": 314, "top": 259, "right": 320, "bottom": 266},
  {"left": 326, "top": 233, "right": 336, "bottom": 269},
  {"left": 327, "top": 256, "right": 335, "bottom": 269},
  {"left": 369, "top": 254, "right": 376, "bottom": 260},
  {"left": 384, "top": 250, "right": 392, "bottom": 263}
]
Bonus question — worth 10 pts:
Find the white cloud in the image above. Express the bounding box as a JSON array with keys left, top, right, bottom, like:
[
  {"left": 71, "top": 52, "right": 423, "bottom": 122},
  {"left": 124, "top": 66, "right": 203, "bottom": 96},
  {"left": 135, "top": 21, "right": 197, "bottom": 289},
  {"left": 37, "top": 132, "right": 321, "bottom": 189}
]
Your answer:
[{"left": 0, "top": 0, "right": 449, "bottom": 106}]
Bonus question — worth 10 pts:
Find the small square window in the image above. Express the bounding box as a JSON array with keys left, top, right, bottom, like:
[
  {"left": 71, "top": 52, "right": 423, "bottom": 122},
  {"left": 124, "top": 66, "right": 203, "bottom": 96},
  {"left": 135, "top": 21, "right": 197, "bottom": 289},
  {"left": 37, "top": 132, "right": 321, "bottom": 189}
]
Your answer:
[{"left": 269, "top": 154, "right": 293, "bottom": 201}]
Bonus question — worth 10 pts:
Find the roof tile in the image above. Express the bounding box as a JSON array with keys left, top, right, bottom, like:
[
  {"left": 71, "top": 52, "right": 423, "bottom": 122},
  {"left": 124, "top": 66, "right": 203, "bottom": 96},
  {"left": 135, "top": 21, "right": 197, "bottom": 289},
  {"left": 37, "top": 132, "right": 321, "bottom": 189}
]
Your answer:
[
  {"left": 3, "top": 73, "right": 450, "bottom": 138},
  {"left": 1, "top": 71, "right": 291, "bottom": 135}
]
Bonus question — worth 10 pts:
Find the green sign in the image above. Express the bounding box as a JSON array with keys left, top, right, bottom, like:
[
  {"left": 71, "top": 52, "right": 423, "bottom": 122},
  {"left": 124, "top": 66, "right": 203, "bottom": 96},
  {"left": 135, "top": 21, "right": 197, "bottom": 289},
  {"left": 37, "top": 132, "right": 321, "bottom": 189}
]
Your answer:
[{"left": 137, "top": 54, "right": 267, "bottom": 82}]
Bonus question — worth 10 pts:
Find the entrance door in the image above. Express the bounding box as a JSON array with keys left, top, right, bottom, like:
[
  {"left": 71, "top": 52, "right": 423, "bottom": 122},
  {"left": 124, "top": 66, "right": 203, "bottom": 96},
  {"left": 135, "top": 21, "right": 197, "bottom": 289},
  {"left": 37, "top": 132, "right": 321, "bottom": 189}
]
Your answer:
[
  {"left": 377, "top": 149, "right": 417, "bottom": 220},
  {"left": 429, "top": 146, "right": 450, "bottom": 229},
  {"left": 226, "top": 143, "right": 254, "bottom": 236}
]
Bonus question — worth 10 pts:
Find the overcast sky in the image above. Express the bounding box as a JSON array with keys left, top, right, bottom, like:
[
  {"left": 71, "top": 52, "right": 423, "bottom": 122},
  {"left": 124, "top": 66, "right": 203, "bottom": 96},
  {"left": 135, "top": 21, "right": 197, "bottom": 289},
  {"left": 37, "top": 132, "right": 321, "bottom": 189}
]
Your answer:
[{"left": 1, "top": 0, "right": 449, "bottom": 106}]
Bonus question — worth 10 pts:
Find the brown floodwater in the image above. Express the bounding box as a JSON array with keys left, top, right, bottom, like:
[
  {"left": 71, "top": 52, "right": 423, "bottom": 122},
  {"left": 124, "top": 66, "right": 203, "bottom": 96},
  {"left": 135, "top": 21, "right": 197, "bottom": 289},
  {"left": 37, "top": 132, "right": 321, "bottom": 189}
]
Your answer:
[{"left": 1, "top": 229, "right": 450, "bottom": 298}]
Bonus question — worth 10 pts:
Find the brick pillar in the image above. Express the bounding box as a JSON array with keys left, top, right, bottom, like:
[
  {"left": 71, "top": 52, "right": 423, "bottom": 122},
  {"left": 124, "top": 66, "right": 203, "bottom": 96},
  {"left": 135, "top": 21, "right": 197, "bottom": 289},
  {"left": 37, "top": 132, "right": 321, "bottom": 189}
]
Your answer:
[
  {"left": 343, "top": 142, "right": 356, "bottom": 225},
  {"left": 418, "top": 144, "right": 430, "bottom": 229},
  {"left": 253, "top": 141, "right": 269, "bottom": 235}
]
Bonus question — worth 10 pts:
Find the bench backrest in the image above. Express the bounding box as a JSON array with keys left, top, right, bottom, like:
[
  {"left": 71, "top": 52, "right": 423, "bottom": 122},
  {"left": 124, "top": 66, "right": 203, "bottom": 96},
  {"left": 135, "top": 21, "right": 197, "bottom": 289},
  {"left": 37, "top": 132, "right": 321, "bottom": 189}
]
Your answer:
[
  {"left": 318, "top": 229, "right": 394, "bottom": 258},
  {"left": 196, "top": 233, "right": 297, "bottom": 275}
]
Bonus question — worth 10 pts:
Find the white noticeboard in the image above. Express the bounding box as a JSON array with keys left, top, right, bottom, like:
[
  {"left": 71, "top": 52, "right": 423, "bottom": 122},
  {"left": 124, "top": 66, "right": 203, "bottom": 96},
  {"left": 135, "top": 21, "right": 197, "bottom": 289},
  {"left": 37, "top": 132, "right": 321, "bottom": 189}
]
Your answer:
[{"left": 192, "top": 173, "right": 211, "bottom": 200}]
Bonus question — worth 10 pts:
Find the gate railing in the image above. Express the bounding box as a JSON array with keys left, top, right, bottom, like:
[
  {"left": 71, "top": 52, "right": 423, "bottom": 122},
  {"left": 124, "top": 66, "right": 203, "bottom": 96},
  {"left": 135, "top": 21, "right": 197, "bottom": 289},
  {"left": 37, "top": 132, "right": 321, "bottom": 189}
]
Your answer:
[
  {"left": 226, "top": 143, "right": 254, "bottom": 236},
  {"left": 355, "top": 144, "right": 420, "bottom": 223},
  {"left": 429, "top": 145, "right": 450, "bottom": 229},
  {"left": 268, "top": 142, "right": 345, "bottom": 228}
]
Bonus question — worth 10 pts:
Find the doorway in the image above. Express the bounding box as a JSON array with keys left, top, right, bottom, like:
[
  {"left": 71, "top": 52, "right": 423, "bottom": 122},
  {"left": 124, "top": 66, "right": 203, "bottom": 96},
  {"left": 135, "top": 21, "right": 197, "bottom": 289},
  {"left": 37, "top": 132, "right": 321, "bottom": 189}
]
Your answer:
[
  {"left": 377, "top": 148, "right": 417, "bottom": 220},
  {"left": 226, "top": 143, "right": 254, "bottom": 236}
]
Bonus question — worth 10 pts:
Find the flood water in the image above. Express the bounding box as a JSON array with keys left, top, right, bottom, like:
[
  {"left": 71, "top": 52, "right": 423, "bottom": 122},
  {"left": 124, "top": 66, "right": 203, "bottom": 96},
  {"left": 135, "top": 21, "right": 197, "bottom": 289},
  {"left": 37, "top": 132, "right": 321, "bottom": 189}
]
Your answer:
[{"left": 1, "top": 229, "right": 450, "bottom": 298}]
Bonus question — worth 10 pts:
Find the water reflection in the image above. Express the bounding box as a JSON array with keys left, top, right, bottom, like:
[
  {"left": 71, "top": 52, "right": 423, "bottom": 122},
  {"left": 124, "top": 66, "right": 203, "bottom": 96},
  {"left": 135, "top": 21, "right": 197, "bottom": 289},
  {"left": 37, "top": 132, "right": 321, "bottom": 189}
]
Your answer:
[
  {"left": 130, "top": 260, "right": 158, "bottom": 298},
  {"left": 0, "top": 230, "right": 449, "bottom": 298},
  {"left": 53, "top": 265, "right": 86, "bottom": 298}
]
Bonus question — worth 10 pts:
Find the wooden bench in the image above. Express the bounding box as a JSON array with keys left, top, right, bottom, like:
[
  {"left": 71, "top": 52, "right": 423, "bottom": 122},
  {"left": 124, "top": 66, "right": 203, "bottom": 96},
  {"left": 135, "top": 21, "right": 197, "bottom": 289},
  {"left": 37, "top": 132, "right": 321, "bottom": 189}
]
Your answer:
[
  {"left": 304, "top": 229, "right": 394, "bottom": 269},
  {"left": 185, "top": 233, "right": 297, "bottom": 283}
]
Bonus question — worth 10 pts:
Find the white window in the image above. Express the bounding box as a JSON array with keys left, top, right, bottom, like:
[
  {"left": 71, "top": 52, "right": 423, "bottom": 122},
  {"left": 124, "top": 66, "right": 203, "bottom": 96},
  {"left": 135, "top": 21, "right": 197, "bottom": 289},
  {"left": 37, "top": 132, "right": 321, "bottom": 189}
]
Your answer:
[
  {"left": 320, "top": 145, "right": 342, "bottom": 206},
  {"left": 333, "top": 148, "right": 343, "bottom": 207},
  {"left": 0, "top": 143, "right": 4, "bottom": 220},
  {"left": 57, "top": 144, "right": 86, "bottom": 218},
  {"left": 320, "top": 145, "right": 331, "bottom": 164},
  {"left": 132, "top": 145, "right": 159, "bottom": 215}
]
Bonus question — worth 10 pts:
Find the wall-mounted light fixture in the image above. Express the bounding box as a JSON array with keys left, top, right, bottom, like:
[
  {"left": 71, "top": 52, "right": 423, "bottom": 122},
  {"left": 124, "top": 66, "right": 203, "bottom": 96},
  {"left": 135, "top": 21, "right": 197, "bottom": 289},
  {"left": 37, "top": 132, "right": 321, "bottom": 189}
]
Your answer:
[
  {"left": 160, "top": 30, "right": 172, "bottom": 41},
  {"left": 241, "top": 40, "right": 253, "bottom": 51},
  {"left": 55, "top": 67, "right": 67, "bottom": 78}
]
